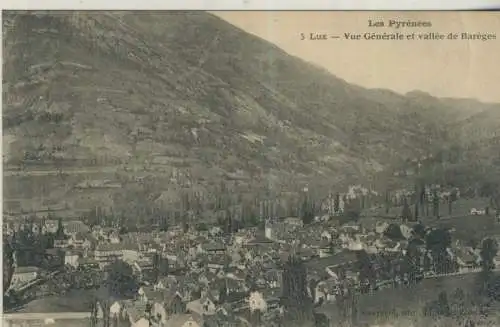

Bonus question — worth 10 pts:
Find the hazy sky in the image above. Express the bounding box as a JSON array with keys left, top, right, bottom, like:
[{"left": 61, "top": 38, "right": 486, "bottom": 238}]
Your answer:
[{"left": 214, "top": 11, "right": 500, "bottom": 103}]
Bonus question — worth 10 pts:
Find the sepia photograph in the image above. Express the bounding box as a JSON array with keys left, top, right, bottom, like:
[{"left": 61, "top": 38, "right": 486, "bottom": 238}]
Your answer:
[{"left": 2, "top": 10, "right": 500, "bottom": 327}]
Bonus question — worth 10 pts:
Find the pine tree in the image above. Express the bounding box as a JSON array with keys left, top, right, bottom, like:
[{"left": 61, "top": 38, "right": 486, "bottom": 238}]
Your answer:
[
  {"left": 159, "top": 216, "right": 168, "bottom": 232},
  {"left": 401, "top": 197, "right": 412, "bottom": 222},
  {"left": 225, "top": 210, "right": 233, "bottom": 234},
  {"left": 385, "top": 190, "right": 391, "bottom": 215},
  {"left": 55, "top": 218, "right": 65, "bottom": 239},
  {"left": 3, "top": 238, "right": 14, "bottom": 295},
  {"left": 448, "top": 196, "right": 453, "bottom": 216},
  {"left": 432, "top": 188, "right": 440, "bottom": 218},
  {"left": 334, "top": 193, "right": 340, "bottom": 215},
  {"left": 301, "top": 195, "right": 314, "bottom": 225},
  {"left": 414, "top": 197, "right": 419, "bottom": 221},
  {"left": 281, "top": 255, "right": 313, "bottom": 325}
]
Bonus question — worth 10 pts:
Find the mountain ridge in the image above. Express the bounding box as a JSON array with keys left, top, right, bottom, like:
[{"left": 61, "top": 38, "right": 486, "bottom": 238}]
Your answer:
[{"left": 3, "top": 11, "right": 500, "bottom": 209}]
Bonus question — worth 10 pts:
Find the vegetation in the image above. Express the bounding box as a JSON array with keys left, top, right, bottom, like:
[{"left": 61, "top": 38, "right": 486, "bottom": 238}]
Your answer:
[
  {"left": 2, "top": 11, "right": 500, "bottom": 326},
  {"left": 3, "top": 238, "right": 15, "bottom": 295},
  {"left": 103, "top": 260, "right": 139, "bottom": 299},
  {"left": 384, "top": 223, "right": 405, "bottom": 241},
  {"left": 281, "top": 255, "right": 314, "bottom": 327}
]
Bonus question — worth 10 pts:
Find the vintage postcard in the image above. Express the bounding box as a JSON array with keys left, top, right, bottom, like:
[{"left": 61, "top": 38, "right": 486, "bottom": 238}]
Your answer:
[{"left": 2, "top": 10, "right": 500, "bottom": 327}]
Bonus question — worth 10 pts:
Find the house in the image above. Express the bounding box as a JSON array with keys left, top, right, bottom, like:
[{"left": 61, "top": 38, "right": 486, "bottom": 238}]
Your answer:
[
  {"left": 247, "top": 291, "right": 267, "bottom": 313},
  {"left": 10, "top": 266, "right": 41, "bottom": 288},
  {"left": 78, "top": 257, "right": 99, "bottom": 269},
  {"left": 94, "top": 244, "right": 124, "bottom": 268},
  {"left": 147, "top": 289, "right": 186, "bottom": 324},
  {"left": 64, "top": 251, "right": 80, "bottom": 268},
  {"left": 109, "top": 300, "right": 124, "bottom": 317},
  {"left": 307, "top": 250, "right": 358, "bottom": 277},
  {"left": 341, "top": 222, "right": 360, "bottom": 233},
  {"left": 454, "top": 247, "right": 480, "bottom": 272},
  {"left": 284, "top": 217, "right": 304, "bottom": 227},
  {"left": 200, "top": 242, "right": 226, "bottom": 255},
  {"left": 68, "top": 232, "right": 88, "bottom": 249},
  {"left": 63, "top": 220, "right": 90, "bottom": 236},
  {"left": 385, "top": 241, "right": 401, "bottom": 253},
  {"left": 260, "top": 289, "right": 281, "bottom": 311},
  {"left": 109, "top": 231, "right": 121, "bottom": 244},
  {"left": 314, "top": 279, "right": 339, "bottom": 304},
  {"left": 44, "top": 248, "right": 64, "bottom": 267},
  {"left": 165, "top": 314, "right": 204, "bottom": 327},
  {"left": 203, "top": 310, "right": 240, "bottom": 327},
  {"left": 264, "top": 269, "right": 282, "bottom": 289},
  {"left": 207, "top": 255, "right": 229, "bottom": 273},
  {"left": 133, "top": 260, "right": 154, "bottom": 281},
  {"left": 155, "top": 276, "right": 179, "bottom": 290},
  {"left": 139, "top": 286, "right": 165, "bottom": 304},
  {"left": 209, "top": 226, "right": 223, "bottom": 237},
  {"left": 164, "top": 290, "right": 186, "bottom": 315},
  {"left": 399, "top": 224, "right": 413, "bottom": 240},
  {"left": 186, "top": 293, "right": 217, "bottom": 316},
  {"left": 224, "top": 277, "right": 248, "bottom": 294},
  {"left": 471, "top": 208, "right": 486, "bottom": 215},
  {"left": 54, "top": 238, "right": 70, "bottom": 248},
  {"left": 375, "top": 221, "right": 389, "bottom": 234},
  {"left": 244, "top": 234, "right": 274, "bottom": 247},
  {"left": 318, "top": 242, "right": 333, "bottom": 258},
  {"left": 321, "top": 230, "right": 333, "bottom": 242},
  {"left": 130, "top": 315, "right": 149, "bottom": 327}
]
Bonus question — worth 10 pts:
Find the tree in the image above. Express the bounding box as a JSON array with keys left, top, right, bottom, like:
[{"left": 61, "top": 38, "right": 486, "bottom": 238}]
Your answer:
[
  {"left": 401, "top": 197, "right": 412, "bottom": 222},
  {"left": 219, "top": 282, "right": 228, "bottom": 304},
  {"left": 89, "top": 297, "right": 99, "bottom": 327},
  {"left": 448, "top": 196, "right": 453, "bottom": 216},
  {"left": 55, "top": 218, "right": 65, "bottom": 239},
  {"left": 412, "top": 222, "right": 426, "bottom": 240},
  {"left": 356, "top": 251, "right": 376, "bottom": 292},
  {"left": 225, "top": 210, "right": 234, "bottom": 234},
  {"left": 152, "top": 253, "right": 169, "bottom": 283},
  {"left": 451, "top": 287, "right": 466, "bottom": 317},
  {"left": 196, "top": 223, "right": 208, "bottom": 231},
  {"left": 334, "top": 193, "right": 340, "bottom": 215},
  {"left": 159, "top": 216, "right": 168, "bottom": 232},
  {"left": 480, "top": 238, "right": 498, "bottom": 272},
  {"left": 437, "top": 291, "right": 451, "bottom": 316},
  {"left": 404, "top": 241, "right": 422, "bottom": 285},
  {"left": 3, "top": 238, "right": 15, "bottom": 295},
  {"left": 343, "top": 199, "right": 361, "bottom": 223},
  {"left": 281, "top": 255, "right": 313, "bottom": 325},
  {"left": 104, "top": 260, "right": 139, "bottom": 298},
  {"left": 385, "top": 190, "right": 391, "bottom": 214},
  {"left": 301, "top": 195, "right": 315, "bottom": 225},
  {"left": 384, "top": 223, "right": 405, "bottom": 241},
  {"left": 448, "top": 188, "right": 459, "bottom": 216},
  {"left": 432, "top": 188, "right": 440, "bottom": 218},
  {"left": 414, "top": 197, "right": 419, "bottom": 221},
  {"left": 425, "top": 228, "right": 452, "bottom": 274}
]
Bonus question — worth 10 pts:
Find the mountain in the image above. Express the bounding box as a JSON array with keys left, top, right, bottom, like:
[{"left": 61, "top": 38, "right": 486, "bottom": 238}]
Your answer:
[{"left": 3, "top": 11, "right": 499, "bottom": 213}]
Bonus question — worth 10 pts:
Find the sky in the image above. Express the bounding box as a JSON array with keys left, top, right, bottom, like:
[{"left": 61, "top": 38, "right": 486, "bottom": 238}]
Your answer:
[{"left": 214, "top": 11, "right": 500, "bottom": 103}]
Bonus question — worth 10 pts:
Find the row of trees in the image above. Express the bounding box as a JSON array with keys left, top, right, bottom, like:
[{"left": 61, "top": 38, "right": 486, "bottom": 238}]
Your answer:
[{"left": 9, "top": 218, "right": 66, "bottom": 267}]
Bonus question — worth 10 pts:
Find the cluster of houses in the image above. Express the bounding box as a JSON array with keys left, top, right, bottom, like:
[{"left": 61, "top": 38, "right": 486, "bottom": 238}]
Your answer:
[{"left": 4, "top": 188, "right": 500, "bottom": 327}]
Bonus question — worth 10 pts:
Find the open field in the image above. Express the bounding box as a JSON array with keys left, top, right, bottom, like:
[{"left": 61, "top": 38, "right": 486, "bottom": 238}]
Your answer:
[
  {"left": 14, "top": 289, "right": 95, "bottom": 313},
  {"left": 358, "top": 271, "right": 486, "bottom": 313},
  {"left": 356, "top": 271, "right": 500, "bottom": 325},
  {"left": 3, "top": 317, "right": 91, "bottom": 327}
]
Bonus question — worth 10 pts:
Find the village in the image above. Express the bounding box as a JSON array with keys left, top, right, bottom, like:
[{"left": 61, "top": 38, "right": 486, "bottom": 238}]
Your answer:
[{"left": 3, "top": 182, "right": 500, "bottom": 327}]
